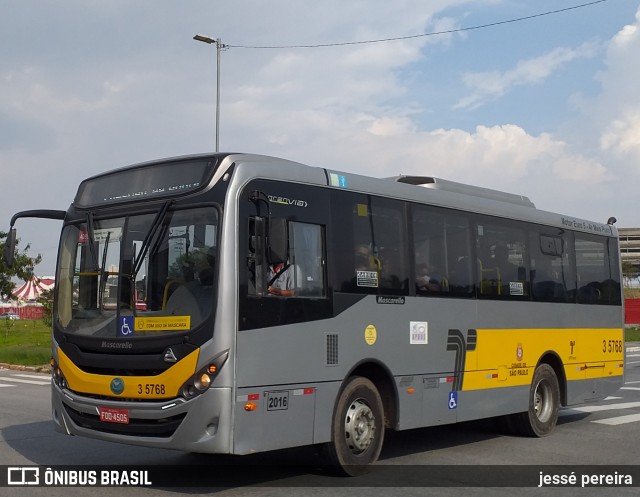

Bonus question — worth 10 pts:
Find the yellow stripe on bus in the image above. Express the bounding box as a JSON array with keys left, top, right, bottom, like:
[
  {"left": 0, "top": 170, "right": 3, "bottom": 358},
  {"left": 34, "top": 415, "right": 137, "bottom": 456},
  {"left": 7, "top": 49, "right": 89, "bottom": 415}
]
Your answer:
[
  {"left": 462, "top": 327, "right": 624, "bottom": 391},
  {"left": 57, "top": 347, "right": 200, "bottom": 399}
]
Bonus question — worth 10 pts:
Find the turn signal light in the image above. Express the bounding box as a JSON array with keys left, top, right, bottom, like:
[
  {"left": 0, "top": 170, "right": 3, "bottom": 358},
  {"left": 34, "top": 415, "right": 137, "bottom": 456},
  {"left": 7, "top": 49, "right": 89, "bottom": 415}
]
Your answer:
[{"left": 244, "top": 402, "right": 257, "bottom": 411}]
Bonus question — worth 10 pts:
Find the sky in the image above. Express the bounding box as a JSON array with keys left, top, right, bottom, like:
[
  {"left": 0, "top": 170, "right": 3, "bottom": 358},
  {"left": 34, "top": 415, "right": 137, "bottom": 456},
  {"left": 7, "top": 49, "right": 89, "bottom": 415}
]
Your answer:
[{"left": 1, "top": 0, "right": 639, "bottom": 277}]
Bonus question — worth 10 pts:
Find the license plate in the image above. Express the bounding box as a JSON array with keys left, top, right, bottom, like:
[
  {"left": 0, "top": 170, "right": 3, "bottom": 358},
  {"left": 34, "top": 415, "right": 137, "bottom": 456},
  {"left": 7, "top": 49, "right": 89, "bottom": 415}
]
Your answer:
[
  {"left": 98, "top": 406, "right": 129, "bottom": 424},
  {"left": 266, "top": 391, "right": 289, "bottom": 411}
]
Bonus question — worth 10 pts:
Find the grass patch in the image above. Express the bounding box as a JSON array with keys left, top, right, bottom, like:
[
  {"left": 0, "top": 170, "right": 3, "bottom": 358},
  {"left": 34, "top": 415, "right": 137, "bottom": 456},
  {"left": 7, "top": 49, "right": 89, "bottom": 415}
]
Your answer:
[
  {"left": 0, "top": 319, "right": 51, "bottom": 367},
  {"left": 626, "top": 327, "right": 640, "bottom": 342}
]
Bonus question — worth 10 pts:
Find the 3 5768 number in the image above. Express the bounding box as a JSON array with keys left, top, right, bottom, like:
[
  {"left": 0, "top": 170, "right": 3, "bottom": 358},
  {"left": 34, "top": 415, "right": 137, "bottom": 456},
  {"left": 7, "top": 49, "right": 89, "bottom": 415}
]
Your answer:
[
  {"left": 137, "top": 383, "right": 166, "bottom": 395},
  {"left": 602, "top": 340, "right": 623, "bottom": 353}
]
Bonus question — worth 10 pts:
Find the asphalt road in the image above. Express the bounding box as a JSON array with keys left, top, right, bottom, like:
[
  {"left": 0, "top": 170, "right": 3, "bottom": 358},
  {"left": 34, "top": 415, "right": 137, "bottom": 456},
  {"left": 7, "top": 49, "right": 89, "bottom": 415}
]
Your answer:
[{"left": 1, "top": 345, "right": 639, "bottom": 496}]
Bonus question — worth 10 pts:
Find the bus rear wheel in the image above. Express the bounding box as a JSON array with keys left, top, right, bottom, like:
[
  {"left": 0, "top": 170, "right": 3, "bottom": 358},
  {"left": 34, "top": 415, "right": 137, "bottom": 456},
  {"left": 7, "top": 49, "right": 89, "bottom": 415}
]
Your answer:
[
  {"left": 325, "top": 376, "right": 385, "bottom": 476},
  {"left": 510, "top": 363, "right": 560, "bottom": 437}
]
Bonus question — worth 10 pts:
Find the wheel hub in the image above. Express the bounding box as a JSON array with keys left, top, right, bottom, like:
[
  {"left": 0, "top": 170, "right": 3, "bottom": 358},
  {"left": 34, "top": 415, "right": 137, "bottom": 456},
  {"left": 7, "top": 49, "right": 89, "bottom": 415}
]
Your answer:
[{"left": 344, "top": 399, "right": 376, "bottom": 454}]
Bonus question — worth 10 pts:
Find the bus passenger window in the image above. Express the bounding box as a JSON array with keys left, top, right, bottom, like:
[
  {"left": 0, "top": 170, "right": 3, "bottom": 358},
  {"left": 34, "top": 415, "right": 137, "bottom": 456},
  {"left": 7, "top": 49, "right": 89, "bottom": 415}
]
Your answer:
[
  {"left": 411, "top": 205, "right": 472, "bottom": 297},
  {"left": 575, "top": 234, "right": 620, "bottom": 305},
  {"left": 289, "top": 222, "right": 326, "bottom": 298},
  {"left": 331, "top": 193, "right": 408, "bottom": 295},
  {"left": 477, "top": 220, "right": 529, "bottom": 300},
  {"left": 530, "top": 231, "right": 574, "bottom": 303}
]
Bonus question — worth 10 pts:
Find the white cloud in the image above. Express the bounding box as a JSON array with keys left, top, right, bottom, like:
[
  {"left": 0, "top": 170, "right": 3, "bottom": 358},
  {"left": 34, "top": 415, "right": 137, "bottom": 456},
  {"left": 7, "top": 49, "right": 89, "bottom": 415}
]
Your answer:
[
  {"left": 600, "top": 110, "right": 640, "bottom": 162},
  {"left": 594, "top": 6, "right": 640, "bottom": 168},
  {"left": 455, "top": 43, "right": 599, "bottom": 110}
]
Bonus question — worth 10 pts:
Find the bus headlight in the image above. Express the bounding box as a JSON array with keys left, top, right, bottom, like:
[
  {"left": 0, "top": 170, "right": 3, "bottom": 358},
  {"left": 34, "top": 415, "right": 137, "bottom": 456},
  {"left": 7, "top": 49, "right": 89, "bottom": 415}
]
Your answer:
[
  {"left": 195, "top": 373, "right": 211, "bottom": 390},
  {"left": 181, "top": 350, "right": 229, "bottom": 400},
  {"left": 50, "top": 358, "right": 68, "bottom": 390}
]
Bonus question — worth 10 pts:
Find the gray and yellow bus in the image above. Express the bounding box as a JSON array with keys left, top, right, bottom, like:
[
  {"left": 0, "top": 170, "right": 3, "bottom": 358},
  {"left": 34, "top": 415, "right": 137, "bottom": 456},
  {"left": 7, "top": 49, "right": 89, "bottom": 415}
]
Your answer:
[{"left": 4, "top": 153, "right": 624, "bottom": 474}]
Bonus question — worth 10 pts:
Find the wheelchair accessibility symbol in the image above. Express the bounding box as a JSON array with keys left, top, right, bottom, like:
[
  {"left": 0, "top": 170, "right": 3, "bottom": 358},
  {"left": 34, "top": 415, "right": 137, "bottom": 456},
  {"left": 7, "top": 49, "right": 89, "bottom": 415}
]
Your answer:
[
  {"left": 448, "top": 391, "right": 458, "bottom": 410},
  {"left": 119, "top": 316, "right": 134, "bottom": 337}
]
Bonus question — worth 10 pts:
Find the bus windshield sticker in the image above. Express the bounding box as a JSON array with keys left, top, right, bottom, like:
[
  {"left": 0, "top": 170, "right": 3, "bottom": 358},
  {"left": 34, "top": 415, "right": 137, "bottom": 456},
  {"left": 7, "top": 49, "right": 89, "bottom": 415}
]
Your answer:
[
  {"left": 410, "top": 321, "right": 428, "bottom": 345},
  {"left": 135, "top": 316, "right": 191, "bottom": 331},
  {"left": 119, "top": 316, "right": 134, "bottom": 337},
  {"left": 509, "top": 281, "right": 524, "bottom": 296},
  {"left": 93, "top": 227, "right": 122, "bottom": 243},
  {"left": 357, "top": 270, "right": 378, "bottom": 287}
]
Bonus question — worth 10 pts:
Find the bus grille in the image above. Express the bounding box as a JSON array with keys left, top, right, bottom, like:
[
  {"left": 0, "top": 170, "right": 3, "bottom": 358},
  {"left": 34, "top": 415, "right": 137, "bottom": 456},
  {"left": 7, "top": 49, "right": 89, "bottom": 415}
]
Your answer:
[
  {"left": 63, "top": 405, "right": 186, "bottom": 438},
  {"left": 326, "top": 333, "right": 338, "bottom": 365}
]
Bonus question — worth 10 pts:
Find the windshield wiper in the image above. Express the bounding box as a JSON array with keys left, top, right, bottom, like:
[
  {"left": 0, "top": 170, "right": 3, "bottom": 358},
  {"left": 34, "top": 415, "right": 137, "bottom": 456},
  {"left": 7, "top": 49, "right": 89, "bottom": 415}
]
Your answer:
[
  {"left": 97, "top": 231, "right": 111, "bottom": 310},
  {"left": 85, "top": 212, "right": 100, "bottom": 272},
  {"left": 132, "top": 200, "right": 172, "bottom": 278}
]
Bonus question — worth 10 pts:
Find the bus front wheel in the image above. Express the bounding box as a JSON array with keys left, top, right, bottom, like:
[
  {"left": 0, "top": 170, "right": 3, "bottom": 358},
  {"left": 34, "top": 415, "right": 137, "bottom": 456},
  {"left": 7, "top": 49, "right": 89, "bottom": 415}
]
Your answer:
[
  {"left": 511, "top": 363, "right": 560, "bottom": 437},
  {"left": 325, "top": 376, "right": 385, "bottom": 476}
]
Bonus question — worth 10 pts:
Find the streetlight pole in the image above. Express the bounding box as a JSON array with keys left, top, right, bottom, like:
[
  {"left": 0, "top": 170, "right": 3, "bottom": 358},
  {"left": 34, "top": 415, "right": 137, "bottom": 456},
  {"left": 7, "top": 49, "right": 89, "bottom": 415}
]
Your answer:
[{"left": 193, "top": 34, "right": 224, "bottom": 152}]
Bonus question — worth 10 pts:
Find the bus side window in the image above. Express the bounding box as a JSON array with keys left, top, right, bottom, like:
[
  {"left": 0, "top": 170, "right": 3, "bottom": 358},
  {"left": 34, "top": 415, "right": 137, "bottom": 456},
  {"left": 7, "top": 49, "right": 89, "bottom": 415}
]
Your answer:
[
  {"left": 530, "top": 231, "right": 573, "bottom": 303},
  {"left": 289, "top": 222, "right": 326, "bottom": 298},
  {"left": 477, "top": 220, "right": 529, "bottom": 300},
  {"left": 411, "top": 205, "right": 473, "bottom": 297},
  {"left": 575, "top": 233, "right": 620, "bottom": 305},
  {"left": 332, "top": 193, "right": 409, "bottom": 296}
]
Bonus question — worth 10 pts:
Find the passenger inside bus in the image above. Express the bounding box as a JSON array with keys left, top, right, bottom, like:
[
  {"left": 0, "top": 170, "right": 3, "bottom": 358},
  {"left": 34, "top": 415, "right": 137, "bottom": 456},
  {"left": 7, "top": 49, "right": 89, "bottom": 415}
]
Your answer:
[
  {"left": 416, "top": 263, "right": 441, "bottom": 292},
  {"left": 493, "top": 245, "right": 520, "bottom": 285},
  {"left": 355, "top": 244, "right": 379, "bottom": 271},
  {"left": 165, "top": 249, "right": 215, "bottom": 324}
]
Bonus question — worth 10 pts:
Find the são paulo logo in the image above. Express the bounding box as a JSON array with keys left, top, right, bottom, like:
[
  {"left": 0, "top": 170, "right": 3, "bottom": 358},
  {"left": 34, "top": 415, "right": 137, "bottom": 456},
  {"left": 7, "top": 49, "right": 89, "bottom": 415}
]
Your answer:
[{"left": 110, "top": 378, "right": 125, "bottom": 395}]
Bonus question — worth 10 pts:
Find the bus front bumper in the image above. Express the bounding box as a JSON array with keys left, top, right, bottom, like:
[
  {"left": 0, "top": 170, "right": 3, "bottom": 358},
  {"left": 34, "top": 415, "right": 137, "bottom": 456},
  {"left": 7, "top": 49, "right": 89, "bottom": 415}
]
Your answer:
[{"left": 52, "top": 383, "right": 233, "bottom": 454}]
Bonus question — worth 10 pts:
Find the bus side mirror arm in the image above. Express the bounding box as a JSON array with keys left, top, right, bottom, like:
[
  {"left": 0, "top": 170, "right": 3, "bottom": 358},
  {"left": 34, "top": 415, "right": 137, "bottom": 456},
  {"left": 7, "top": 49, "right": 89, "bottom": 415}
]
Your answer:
[{"left": 3, "top": 209, "right": 66, "bottom": 268}]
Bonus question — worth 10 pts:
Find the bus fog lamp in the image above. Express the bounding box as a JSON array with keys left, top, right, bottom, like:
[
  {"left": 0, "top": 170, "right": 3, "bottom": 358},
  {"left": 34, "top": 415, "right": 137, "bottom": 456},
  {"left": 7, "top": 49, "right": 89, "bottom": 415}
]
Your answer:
[
  {"left": 195, "top": 373, "right": 211, "bottom": 390},
  {"left": 51, "top": 362, "right": 68, "bottom": 390},
  {"left": 183, "top": 385, "right": 196, "bottom": 398}
]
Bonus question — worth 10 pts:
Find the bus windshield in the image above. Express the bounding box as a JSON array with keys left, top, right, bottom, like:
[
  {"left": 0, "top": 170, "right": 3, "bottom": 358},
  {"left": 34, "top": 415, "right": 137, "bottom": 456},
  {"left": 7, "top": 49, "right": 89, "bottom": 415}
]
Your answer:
[{"left": 56, "top": 205, "right": 219, "bottom": 338}]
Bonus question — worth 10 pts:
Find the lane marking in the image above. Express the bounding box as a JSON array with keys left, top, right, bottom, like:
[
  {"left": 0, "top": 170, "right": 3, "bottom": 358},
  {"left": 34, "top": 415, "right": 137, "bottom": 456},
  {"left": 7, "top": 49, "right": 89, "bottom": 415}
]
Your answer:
[
  {"left": 621, "top": 387, "right": 640, "bottom": 391},
  {"left": 592, "top": 413, "right": 640, "bottom": 426},
  {"left": 0, "top": 377, "right": 51, "bottom": 386},
  {"left": 12, "top": 374, "right": 51, "bottom": 381},
  {"left": 561, "top": 401, "right": 640, "bottom": 414},
  {"left": 0, "top": 384, "right": 15, "bottom": 388}
]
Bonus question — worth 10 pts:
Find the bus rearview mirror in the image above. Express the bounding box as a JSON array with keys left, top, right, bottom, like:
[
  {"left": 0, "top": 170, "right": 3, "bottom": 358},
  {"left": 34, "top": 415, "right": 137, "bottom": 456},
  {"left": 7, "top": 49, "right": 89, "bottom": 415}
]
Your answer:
[{"left": 3, "top": 228, "right": 16, "bottom": 268}]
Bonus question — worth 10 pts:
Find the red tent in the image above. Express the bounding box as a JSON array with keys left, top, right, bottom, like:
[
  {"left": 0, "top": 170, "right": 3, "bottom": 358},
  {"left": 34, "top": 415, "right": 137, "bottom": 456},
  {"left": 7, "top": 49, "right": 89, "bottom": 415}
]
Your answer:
[{"left": 12, "top": 276, "right": 55, "bottom": 301}]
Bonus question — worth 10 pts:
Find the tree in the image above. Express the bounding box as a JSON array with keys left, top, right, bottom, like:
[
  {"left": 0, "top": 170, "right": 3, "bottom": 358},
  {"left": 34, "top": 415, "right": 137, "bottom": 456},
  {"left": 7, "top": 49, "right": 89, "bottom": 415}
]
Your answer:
[
  {"left": 37, "top": 288, "right": 54, "bottom": 327},
  {"left": 0, "top": 230, "right": 42, "bottom": 300},
  {"left": 622, "top": 260, "right": 640, "bottom": 284}
]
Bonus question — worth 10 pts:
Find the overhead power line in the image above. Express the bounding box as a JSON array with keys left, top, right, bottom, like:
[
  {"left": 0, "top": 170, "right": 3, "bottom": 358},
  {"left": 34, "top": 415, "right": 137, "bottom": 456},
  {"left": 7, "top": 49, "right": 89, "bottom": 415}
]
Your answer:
[{"left": 226, "top": 0, "right": 608, "bottom": 49}]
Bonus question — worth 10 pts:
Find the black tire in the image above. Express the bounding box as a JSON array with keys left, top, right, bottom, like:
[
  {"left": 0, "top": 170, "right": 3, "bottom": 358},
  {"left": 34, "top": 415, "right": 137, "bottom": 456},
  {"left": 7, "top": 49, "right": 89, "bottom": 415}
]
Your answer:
[
  {"left": 325, "top": 376, "right": 385, "bottom": 476},
  {"left": 510, "top": 363, "right": 560, "bottom": 437}
]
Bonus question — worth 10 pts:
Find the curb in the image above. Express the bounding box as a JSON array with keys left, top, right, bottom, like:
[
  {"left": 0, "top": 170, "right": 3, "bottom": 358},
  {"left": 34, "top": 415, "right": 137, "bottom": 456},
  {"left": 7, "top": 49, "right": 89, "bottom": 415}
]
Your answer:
[{"left": 0, "top": 363, "right": 51, "bottom": 374}]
